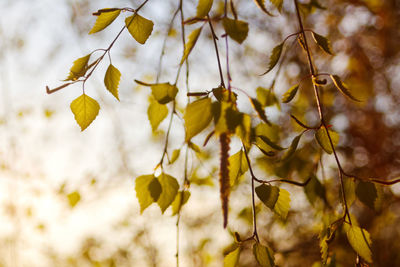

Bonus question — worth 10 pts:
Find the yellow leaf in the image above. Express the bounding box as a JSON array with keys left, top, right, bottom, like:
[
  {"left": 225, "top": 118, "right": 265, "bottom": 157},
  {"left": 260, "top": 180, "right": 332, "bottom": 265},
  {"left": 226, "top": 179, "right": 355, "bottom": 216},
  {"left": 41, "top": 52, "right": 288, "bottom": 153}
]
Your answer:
[
  {"left": 125, "top": 14, "right": 154, "bottom": 44},
  {"left": 89, "top": 9, "right": 121, "bottom": 34},
  {"left": 315, "top": 127, "right": 339, "bottom": 154},
  {"left": 135, "top": 174, "right": 156, "bottom": 213},
  {"left": 346, "top": 225, "right": 373, "bottom": 263},
  {"left": 224, "top": 247, "right": 240, "bottom": 267},
  {"left": 67, "top": 191, "right": 81, "bottom": 208},
  {"left": 171, "top": 191, "right": 190, "bottom": 215},
  {"left": 65, "top": 54, "right": 91, "bottom": 81},
  {"left": 148, "top": 96, "right": 168, "bottom": 132},
  {"left": 253, "top": 0, "right": 274, "bottom": 15},
  {"left": 104, "top": 64, "right": 121, "bottom": 100},
  {"left": 330, "top": 74, "right": 361, "bottom": 102},
  {"left": 253, "top": 243, "right": 275, "bottom": 267},
  {"left": 180, "top": 27, "right": 203, "bottom": 65},
  {"left": 184, "top": 97, "right": 213, "bottom": 141},
  {"left": 282, "top": 84, "right": 299, "bottom": 103},
  {"left": 157, "top": 173, "right": 179, "bottom": 213},
  {"left": 169, "top": 149, "right": 180, "bottom": 164},
  {"left": 196, "top": 0, "right": 213, "bottom": 17},
  {"left": 70, "top": 94, "right": 100, "bottom": 131},
  {"left": 222, "top": 18, "right": 249, "bottom": 44},
  {"left": 151, "top": 83, "right": 178, "bottom": 104}
]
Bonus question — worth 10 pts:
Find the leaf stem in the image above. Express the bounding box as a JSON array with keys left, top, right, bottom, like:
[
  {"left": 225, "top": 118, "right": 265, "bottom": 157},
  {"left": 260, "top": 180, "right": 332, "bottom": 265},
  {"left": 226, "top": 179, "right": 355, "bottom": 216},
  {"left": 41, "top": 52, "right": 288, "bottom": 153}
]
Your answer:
[{"left": 208, "top": 16, "right": 226, "bottom": 88}]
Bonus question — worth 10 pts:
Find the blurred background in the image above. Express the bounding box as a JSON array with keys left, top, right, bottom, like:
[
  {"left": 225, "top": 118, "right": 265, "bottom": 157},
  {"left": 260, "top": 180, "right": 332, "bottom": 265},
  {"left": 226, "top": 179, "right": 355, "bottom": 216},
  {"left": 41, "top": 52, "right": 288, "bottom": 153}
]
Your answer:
[{"left": 0, "top": 0, "right": 399, "bottom": 266}]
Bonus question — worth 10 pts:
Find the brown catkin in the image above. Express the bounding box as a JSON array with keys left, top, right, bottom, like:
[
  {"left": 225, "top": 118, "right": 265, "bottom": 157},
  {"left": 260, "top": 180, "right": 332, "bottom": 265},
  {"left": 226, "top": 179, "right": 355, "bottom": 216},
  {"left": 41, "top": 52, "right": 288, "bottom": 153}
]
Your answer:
[{"left": 219, "top": 133, "right": 230, "bottom": 228}]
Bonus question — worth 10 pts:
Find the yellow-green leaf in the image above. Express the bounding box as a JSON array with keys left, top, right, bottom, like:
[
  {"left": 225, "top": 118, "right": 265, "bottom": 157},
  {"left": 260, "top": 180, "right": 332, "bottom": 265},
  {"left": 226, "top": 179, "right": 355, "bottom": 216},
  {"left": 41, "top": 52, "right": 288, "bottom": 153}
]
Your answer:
[
  {"left": 70, "top": 94, "right": 100, "bottom": 131},
  {"left": 135, "top": 174, "right": 155, "bottom": 213},
  {"left": 67, "top": 191, "right": 81, "bottom": 208},
  {"left": 319, "top": 235, "right": 329, "bottom": 264},
  {"left": 148, "top": 96, "right": 168, "bottom": 132},
  {"left": 256, "top": 87, "right": 279, "bottom": 107},
  {"left": 171, "top": 191, "right": 190, "bottom": 215},
  {"left": 222, "top": 17, "right": 249, "bottom": 44},
  {"left": 104, "top": 64, "right": 121, "bottom": 100},
  {"left": 257, "top": 135, "right": 284, "bottom": 151},
  {"left": 330, "top": 75, "right": 361, "bottom": 102},
  {"left": 184, "top": 97, "right": 213, "bottom": 141},
  {"left": 169, "top": 149, "right": 180, "bottom": 164},
  {"left": 250, "top": 98, "right": 270, "bottom": 125},
  {"left": 196, "top": 0, "right": 213, "bottom": 17},
  {"left": 262, "top": 42, "right": 283, "bottom": 75},
  {"left": 224, "top": 247, "right": 240, "bottom": 267},
  {"left": 125, "top": 14, "right": 154, "bottom": 44},
  {"left": 253, "top": 0, "right": 273, "bottom": 15},
  {"left": 311, "top": 32, "right": 333, "bottom": 55},
  {"left": 65, "top": 54, "right": 91, "bottom": 81},
  {"left": 344, "top": 178, "right": 356, "bottom": 207},
  {"left": 282, "top": 84, "right": 299, "bottom": 103},
  {"left": 270, "top": 0, "right": 283, "bottom": 12},
  {"left": 89, "top": 9, "right": 121, "bottom": 34},
  {"left": 281, "top": 134, "right": 302, "bottom": 161},
  {"left": 253, "top": 243, "right": 275, "bottom": 267},
  {"left": 356, "top": 181, "right": 377, "bottom": 210},
  {"left": 157, "top": 173, "right": 179, "bottom": 213},
  {"left": 346, "top": 225, "right": 373, "bottom": 263},
  {"left": 255, "top": 184, "right": 291, "bottom": 219},
  {"left": 151, "top": 83, "right": 178, "bottom": 104},
  {"left": 229, "top": 150, "right": 248, "bottom": 186},
  {"left": 180, "top": 27, "right": 203, "bottom": 65},
  {"left": 315, "top": 127, "right": 339, "bottom": 154},
  {"left": 148, "top": 177, "right": 162, "bottom": 202}
]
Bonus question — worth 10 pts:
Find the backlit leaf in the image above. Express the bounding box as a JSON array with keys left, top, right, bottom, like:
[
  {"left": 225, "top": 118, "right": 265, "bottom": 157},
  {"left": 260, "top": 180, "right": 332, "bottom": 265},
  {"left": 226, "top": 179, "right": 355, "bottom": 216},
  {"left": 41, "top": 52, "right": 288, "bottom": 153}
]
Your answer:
[
  {"left": 270, "top": 0, "right": 283, "bottom": 11},
  {"left": 344, "top": 178, "right": 356, "bottom": 207},
  {"left": 257, "top": 87, "right": 279, "bottom": 107},
  {"left": 256, "top": 184, "right": 291, "bottom": 219},
  {"left": 319, "top": 235, "right": 329, "bottom": 264},
  {"left": 304, "top": 175, "right": 325, "bottom": 205},
  {"left": 253, "top": 0, "right": 273, "bottom": 15},
  {"left": 169, "top": 149, "right": 180, "bottom": 164},
  {"left": 180, "top": 27, "right": 203, "bottom": 65},
  {"left": 356, "top": 181, "right": 377, "bottom": 210},
  {"left": 257, "top": 135, "right": 284, "bottom": 151},
  {"left": 125, "top": 14, "right": 154, "bottom": 44},
  {"left": 346, "top": 225, "right": 373, "bottom": 263},
  {"left": 236, "top": 113, "right": 252, "bottom": 146},
  {"left": 253, "top": 243, "right": 275, "bottom": 267},
  {"left": 222, "top": 17, "right": 249, "bottom": 44},
  {"left": 65, "top": 54, "right": 91, "bottom": 81},
  {"left": 330, "top": 75, "right": 361, "bottom": 102},
  {"left": 229, "top": 150, "right": 248, "bottom": 186},
  {"left": 148, "top": 177, "right": 162, "bottom": 202},
  {"left": 196, "top": 0, "right": 213, "bottom": 17},
  {"left": 151, "top": 83, "right": 178, "bottom": 104},
  {"left": 67, "top": 191, "right": 81, "bottom": 208},
  {"left": 315, "top": 127, "right": 339, "bottom": 154},
  {"left": 104, "top": 64, "right": 121, "bottom": 100},
  {"left": 250, "top": 98, "right": 270, "bottom": 125},
  {"left": 70, "top": 94, "right": 100, "bottom": 131},
  {"left": 281, "top": 134, "right": 302, "bottom": 161},
  {"left": 262, "top": 42, "right": 283, "bottom": 75},
  {"left": 184, "top": 97, "right": 213, "bottom": 141},
  {"left": 157, "top": 173, "right": 179, "bottom": 213},
  {"left": 89, "top": 9, "right": 121, "bottom": 34},
  {"left": 135, "top": 174, "right": 155, "bottom": 213},
  {"left": 311, "top": 32, "right": 333, "bottom": 55},
  {"left": 171, "top": 191, "right": 190, "bottom": 215},
  {"left": 148, "top": 96, "right": 168, "bottom": 132},
  {"left": 282, "top": 84, "right": 299, "bottom": 103},
  {"left": 224, "top": 247, "right": 240, "bottom": 267}
]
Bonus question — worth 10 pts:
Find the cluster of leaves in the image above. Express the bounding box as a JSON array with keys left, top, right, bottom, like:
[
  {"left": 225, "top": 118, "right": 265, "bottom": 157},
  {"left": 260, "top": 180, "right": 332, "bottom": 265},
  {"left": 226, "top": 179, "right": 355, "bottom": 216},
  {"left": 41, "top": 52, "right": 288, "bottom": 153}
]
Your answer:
[{"left": 47, "top": 0, "right": 400, "bottom": 266}]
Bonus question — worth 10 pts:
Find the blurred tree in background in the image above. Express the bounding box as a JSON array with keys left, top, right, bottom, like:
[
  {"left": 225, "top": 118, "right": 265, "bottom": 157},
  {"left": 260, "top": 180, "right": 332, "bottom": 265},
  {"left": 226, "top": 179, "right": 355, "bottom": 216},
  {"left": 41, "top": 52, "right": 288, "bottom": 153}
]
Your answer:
[{"left": 1, "top": 0, "right": 400, "bottom": 266}]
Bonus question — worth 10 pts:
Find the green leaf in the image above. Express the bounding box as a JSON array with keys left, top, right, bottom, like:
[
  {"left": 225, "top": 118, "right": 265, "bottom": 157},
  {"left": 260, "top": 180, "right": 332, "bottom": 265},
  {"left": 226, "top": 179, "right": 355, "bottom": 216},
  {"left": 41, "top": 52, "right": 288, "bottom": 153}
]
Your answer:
[
  {"left": 180, "top": 27, "right": 203, "bottom": 65},
  {"left": 262, "top": 42, "right": 283, "bottom": 74},
  {"left": 346, "top": 225, "right": 373, "bottom": 263},
  {"left": 229, "top": 150, "right": 249, "bottom": 186},
  {"left": 255, "top": 184, "right": 291, "bottom": 219},
  {"left": 311, "top": 32, "right": 333, "bottom": 55},
  {"left": 315, "top": 127, "right": 339, "bottom": 154},
  {"left": 184, "top": 97, "right": 213, "bottom": 141},
  {"left": 135, "top": 174, "right": 156, "bottom": 213},
  {"left": 171, "top": 191, "right": 190, "bottom": 215},
  {"left": 196, "top": 0, "right": 213, "bottom": 17},
  {"left": 151, "top": 83, "right": 178, "bottom": 104},
  {"left": 169, "top": 149, "right": 180, "bottom": 164},
  {"left": 67, "top": 191, "right": 81, "bottom": 208},
  {"left": 89, "top": 9, "right": 121, "bottom": 34},
  {"left": 70, "top": 94, "right": 100, "bottom": 131},
  {"left": 125, "top": 14, "right": 154, "bottom": 44},
  {"left": 157, "top": 173, "right": 179, "bottom": 213},
  {"left": 330, "top": 75, "right": 361, "bottom": 102},
  {"left": 344, "top": 178, "right": 356, "bottom": 207},
  {"left": 257, "top": 135, "right": 284, "bottom": 151},
  {"left": 253, "top": 0, "right": 274, "bottom": 16},
  {"left": 224, "top": 247, "right": 240, "bottom": 267},
  {"left": 282, "top": 84, "right": 299, "bottom": 103},
  {"left": 104, "top": 64, "right": 121, "bottom": 101},
  {"left": 250, "top": 98, "right": 270, "bottom": 125},
  {"left": 270, "top": 0, "right": 283, "bottom": 11},
  {"left": 148, "top": 177, "right": 162, "bottom": 202},
  {"left": 281, "top": 134, "right": 302, "bottom": 161},
  {"left": 65, "top": 54, "right": 91, "bottom": 81},
  {"left": 356, "top": 181, "right": 377, "bottom": 210},
  {"left": 253, "top": 243, "right": 275, "bottom": 267},
  {"left": 148, "top": 96, "right": 168, "bottom": 132},
  {"left": 222, "top": 18, "right": 249, "bottom": 44}
]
